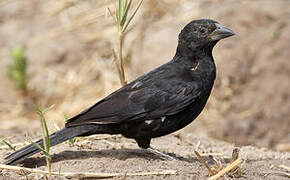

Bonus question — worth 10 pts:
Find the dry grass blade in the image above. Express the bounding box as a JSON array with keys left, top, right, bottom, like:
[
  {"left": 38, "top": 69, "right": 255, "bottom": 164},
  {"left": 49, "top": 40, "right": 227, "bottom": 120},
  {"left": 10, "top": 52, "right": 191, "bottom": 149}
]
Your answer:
[
  {"left": 231, "top": 148, "right": 240, "bottom": 162},
  {"left": 208, "top": 158, "right": 243, "bottom": 180},
  {"left": 200, "top": 153, "right": 224, "bottom": 157},
  {"left": 277, "top": 164, "right": 290, "bottom": 177},
  {"left": 227, "top": 147, "right": 243, "bottom": 177},
  {"left": 279, "top": 165, "right": 290, "bottom": 172},
  {"left": 208, "top": 155, "right": 223, "bottom": 173},
  {"left": 122, "top": 0, "right": 143, "bottom": 34},
  {"left": 194, "top": 150, "right": 216, "bottom": 176},
  {"left": 194, "top": 141, "right": 217, "bottom": 176},
  {"left": 19, "top": 169, "right": 29, "bottom": 180},
  {"left": 107, "top": 7, "right": 118, "bottom": 25},
  {"left": 0, "top": 164, "right": 177, "bottom": 179},
  {"left": 280, "top": 172, "right": 290, "bottom": 177}
]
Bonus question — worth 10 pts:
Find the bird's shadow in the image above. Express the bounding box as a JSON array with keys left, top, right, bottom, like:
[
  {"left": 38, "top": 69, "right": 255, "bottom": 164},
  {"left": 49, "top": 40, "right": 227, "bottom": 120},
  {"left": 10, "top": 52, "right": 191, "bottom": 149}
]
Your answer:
[{"left": 21, "top": 148, "right": 204, "bottom": 168}]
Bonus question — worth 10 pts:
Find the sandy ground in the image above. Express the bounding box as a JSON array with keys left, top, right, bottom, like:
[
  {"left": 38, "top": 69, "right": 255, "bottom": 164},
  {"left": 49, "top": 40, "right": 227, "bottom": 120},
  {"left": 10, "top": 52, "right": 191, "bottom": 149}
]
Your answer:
[
  {"left": 0, "top": 0, "right": 290, "bottom": 179},
  {"left": 0, "top": 130, "right": 289, "bottom": 179}
]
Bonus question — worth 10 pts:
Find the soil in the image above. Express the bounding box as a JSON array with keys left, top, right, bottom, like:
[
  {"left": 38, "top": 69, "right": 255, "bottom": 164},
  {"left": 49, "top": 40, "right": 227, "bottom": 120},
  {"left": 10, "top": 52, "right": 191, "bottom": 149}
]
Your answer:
[
  {"left": 1, "top": 129, "right": 290, "bottom": 179},
  {"left": 0, "top": 0, "right": 289, "bottom": 179}
]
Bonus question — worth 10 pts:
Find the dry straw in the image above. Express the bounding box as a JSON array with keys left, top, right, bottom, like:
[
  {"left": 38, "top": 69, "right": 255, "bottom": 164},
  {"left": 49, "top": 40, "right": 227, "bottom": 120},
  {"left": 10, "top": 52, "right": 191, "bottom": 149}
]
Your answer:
[{"left": 0, "top": 164, "right": 176, "bottom": 179}]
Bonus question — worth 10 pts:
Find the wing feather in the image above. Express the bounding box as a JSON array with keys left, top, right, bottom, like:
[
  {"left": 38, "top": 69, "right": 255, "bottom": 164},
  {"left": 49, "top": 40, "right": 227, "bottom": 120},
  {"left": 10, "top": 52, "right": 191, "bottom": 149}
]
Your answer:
[{"left": 66, "top": 64, "right": 201, "bottom": 127}]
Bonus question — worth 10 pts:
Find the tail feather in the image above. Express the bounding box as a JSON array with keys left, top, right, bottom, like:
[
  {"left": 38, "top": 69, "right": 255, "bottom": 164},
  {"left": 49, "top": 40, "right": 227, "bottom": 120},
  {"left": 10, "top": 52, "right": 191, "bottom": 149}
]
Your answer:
[{"left": 4, "top": 125, "right": 96, "bottom": 165}]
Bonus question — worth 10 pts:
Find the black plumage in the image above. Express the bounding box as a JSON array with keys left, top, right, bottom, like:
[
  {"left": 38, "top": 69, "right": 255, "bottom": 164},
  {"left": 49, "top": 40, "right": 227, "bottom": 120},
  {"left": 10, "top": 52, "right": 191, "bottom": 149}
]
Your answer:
[{"left": 4, "top": 19, "right": 234, "bottom": 164}]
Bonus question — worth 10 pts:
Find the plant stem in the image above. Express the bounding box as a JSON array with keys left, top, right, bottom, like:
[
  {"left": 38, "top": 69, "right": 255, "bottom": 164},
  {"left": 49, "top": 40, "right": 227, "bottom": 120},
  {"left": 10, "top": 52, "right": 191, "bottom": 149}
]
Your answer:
[
  {"left": 110, "top": 0, "right": 143, "bottom": 86},
  {"left": 118, "top": 33, "right": 127, "bottom": 86},
  {"left": 39, "top": 109, "right": 52, "bottom": 180}
]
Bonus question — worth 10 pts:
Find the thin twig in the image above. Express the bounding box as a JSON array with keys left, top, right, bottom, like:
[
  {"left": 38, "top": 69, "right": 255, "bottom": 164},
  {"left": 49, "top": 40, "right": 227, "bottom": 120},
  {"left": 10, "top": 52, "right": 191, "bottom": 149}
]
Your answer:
[
  {"left": 208, "top": 155, "right": 223, "bottom": 173},
  {"left": 227, "top": 147, "right": 243, "bottom": 177},
  {"left": 0, "top": 164, "right": 176, "bottom": 179},
  {"left": 194, "top": 141, "right": 216, "bottom": 176},
  {"left": 208, "top": 158, "right": 243, "bottom": 180},
  {"left": 279, "top": 165, "right": 290, "bottom": 172},
  {"left": 198, "top": 152, "right": 225, "bottom": 157},
  {"left": 231, "top": 148, "right": 240, "bottom": 162},
  {"left": 194, "top": 150, "right": 216, "bottom": 176},
  {"left": 20, "top": 169, "right": 29, "bottom": 180}
]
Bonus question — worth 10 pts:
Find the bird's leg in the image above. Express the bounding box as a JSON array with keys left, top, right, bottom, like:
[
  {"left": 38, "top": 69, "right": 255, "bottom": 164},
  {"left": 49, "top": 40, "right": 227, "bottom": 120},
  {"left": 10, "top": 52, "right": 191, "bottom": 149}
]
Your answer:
[{"left": 147, "top": 147, "right": 177, "bottom": 160}]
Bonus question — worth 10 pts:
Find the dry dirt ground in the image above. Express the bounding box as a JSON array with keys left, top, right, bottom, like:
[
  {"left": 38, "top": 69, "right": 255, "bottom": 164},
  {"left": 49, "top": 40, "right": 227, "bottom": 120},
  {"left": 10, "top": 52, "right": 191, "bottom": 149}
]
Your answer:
[
  {"left": 0, "top": 130, "right": 289, "bottom": 179},
  {"left": 0, "top": 0, "right": 290, "bottom": 179}
]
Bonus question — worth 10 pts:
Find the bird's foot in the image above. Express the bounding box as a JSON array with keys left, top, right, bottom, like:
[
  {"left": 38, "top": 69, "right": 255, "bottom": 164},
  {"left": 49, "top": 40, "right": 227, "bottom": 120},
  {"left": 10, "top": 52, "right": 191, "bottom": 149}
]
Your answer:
[{"left": 147, "top": 147, "right": 177, "bottom": 161}]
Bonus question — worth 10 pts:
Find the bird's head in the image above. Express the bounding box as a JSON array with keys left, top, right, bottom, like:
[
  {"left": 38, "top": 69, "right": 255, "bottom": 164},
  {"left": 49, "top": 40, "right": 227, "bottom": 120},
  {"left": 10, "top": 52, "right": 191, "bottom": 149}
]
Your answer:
[{"left": 176, "top": 19, "right": 235, "bottom": 56}]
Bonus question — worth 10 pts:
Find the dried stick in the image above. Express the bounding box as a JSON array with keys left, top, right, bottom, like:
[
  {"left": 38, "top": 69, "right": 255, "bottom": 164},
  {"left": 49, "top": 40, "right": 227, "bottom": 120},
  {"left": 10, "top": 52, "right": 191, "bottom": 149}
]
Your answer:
[
  {"left": 208, "top": 158, "right": 243, "bottom": 180},
  {"left": 0, "top": 164, "right": 176, "bottom": 179},
  {"left": 194, "top": 150, "right": 215, "bottom": 176},
  {"left": 279, "top": 165, "right": 290, "bottom": 171},
  {"left": 194, "top": 141, "right": 216, "bottom": 176}
]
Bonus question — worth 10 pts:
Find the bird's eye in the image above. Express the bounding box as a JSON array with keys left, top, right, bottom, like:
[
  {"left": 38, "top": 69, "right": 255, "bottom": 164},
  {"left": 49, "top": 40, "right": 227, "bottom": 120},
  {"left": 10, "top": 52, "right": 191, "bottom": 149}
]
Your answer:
[{"left": 199, "top": 27, "right": 207, "bottom": 34}]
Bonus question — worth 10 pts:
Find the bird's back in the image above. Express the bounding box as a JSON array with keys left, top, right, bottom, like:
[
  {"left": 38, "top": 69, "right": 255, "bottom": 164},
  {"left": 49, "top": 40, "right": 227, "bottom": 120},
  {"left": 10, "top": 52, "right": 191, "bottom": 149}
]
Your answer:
[{"left": 120, "top": 55, "right": 216, "bottom": 141}]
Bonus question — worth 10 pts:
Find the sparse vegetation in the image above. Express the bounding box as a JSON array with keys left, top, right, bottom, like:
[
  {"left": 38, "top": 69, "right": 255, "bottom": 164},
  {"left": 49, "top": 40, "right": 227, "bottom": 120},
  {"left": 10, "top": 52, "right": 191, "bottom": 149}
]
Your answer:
[
  {"left": 64, "top": 114, "right": 77, "bottom": 145},
  {"left": 109, "top": 0, "right": 143, "bottom": 86},
  {"left": 0, "top": 140, "right": 15, "bottom": 151},
  {"left": 7, "top": 47, "right": 28, "bottom": 94},
  {"left": 0, "top": 0, "right": 289, "bottom": 179},
  {"left": 38, "top": 105, "right": 53, "bottom": 179},
  {"left": 25, "top": 105, "right": 54, "bottom": 179}
]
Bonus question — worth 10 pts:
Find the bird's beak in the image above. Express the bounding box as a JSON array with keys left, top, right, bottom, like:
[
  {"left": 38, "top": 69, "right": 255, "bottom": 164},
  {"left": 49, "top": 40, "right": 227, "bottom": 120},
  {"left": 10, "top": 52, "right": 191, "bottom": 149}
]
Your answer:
[{"left": 210, "top": 23, "right": 235, "bottom": 41}]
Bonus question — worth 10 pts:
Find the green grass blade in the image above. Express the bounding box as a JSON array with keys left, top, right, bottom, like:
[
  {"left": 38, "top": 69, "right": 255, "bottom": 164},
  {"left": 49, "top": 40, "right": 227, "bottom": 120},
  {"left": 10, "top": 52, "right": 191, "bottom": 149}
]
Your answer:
[
  {"left": 37, "top": 105, "right": 54, "bottom": 153},
  {"left": 122, "top": 0, "right": 143, "bottom": 33},
  {"left": 69, "top": 137, "right": 77, "bottom": 145},
  {"left": 64, "top": 114, "right": 69, "bottom": 122},
  {"left": 25, "top": 134, "right": 51, "bottom": 160},
  {"left": 120, "top": 0, "right": 132, "bottom": 27},
  {"left": 31, "top": 141, "right": 51, "bottom": 160},
  {"left": 1, "top": 140, "right": 15, "bottom": 151},
  {"left": 42, "top": 104, "right": 55, "bottom": 114},
  {"left": 39, "top": 110, "right": 50, "bottom": 152},
  {"left": 63, "top": 114, "right": 77, "bottom": 145}
]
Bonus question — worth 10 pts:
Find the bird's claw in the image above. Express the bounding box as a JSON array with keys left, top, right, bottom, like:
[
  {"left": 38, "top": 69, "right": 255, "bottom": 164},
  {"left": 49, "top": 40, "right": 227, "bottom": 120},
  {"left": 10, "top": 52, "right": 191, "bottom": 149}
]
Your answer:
[{"left": 147, "top": 147, "right": 177, "bottom": 161}]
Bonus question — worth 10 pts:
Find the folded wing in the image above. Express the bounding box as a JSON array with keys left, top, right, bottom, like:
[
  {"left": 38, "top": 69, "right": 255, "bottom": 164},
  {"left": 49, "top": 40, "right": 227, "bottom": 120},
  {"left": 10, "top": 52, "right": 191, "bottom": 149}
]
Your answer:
[{"left": 66, "top": 69, "right": 201, "bottom": 127}]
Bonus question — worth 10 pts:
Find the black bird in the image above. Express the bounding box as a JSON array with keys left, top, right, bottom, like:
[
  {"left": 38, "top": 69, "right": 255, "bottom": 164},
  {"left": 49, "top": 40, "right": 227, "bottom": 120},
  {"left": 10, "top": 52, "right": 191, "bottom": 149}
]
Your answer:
[{"left": 4, "top": 19, "right": 234, "bottom": 165}]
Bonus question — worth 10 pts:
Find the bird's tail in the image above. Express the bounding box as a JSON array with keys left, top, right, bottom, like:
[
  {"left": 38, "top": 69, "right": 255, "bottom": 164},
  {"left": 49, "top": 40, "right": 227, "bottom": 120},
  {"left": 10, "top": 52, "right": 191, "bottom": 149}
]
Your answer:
[{"left": 4, "top": 125, "right": 109, "bottom": 165}]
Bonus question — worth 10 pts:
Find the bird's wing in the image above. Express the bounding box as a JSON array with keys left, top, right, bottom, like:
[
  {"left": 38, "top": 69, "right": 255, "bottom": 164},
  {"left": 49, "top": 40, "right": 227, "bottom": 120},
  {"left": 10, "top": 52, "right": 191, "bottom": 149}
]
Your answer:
[{"left": 66, "top": 70, "right": 201, "bottom": 127}]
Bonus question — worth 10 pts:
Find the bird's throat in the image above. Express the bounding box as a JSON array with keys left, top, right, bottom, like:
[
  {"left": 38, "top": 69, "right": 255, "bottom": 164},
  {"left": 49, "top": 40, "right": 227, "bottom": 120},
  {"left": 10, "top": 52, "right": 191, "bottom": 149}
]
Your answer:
[{"left": 175, "top": 43, "right": 214, "bottom": 61}]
